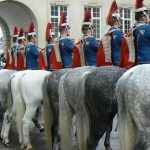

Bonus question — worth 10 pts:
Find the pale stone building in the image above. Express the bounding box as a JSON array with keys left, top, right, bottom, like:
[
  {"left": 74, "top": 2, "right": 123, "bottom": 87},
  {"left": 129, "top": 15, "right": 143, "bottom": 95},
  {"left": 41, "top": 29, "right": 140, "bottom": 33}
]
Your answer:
[{"left": 0, "top": 0, "right": 149, "bottom": 54}]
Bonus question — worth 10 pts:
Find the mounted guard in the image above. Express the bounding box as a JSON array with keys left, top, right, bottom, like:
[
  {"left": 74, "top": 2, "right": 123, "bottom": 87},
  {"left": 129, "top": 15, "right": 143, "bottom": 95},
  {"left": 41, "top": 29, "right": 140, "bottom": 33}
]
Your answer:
[
  {"left": 97, "top": 0, "right": 123, "bottom": 66},
  {"left": 26, "top": 22, "right": 40, "bottom": 70},
  {"left": 120, "top": 0, "right": 150, "bottom": 69},
  {"left": 11, "top": 26, "right": 19, "bottom": 70},
  {"left": 4, "top": 26, "right": 19, "bottom": 69},
  {"left": 59, "top": 12, "right": 80, "bottom": 68},
  {"left": 17, "top": 28, "right": 26, "bottom": 71},
  {"left": 44, "top": 22, "right": 57, "bottom": 70},
  {"left": 76, "top": 11, "right": 99, "bottom": 66}
]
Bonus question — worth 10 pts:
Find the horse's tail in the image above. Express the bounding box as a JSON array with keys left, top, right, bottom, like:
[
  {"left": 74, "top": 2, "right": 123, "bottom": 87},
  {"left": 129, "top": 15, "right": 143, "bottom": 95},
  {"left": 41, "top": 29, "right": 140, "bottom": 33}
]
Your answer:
[
  {"left": 59, "top": 73, "right": 73, "bottom": 150},
  {"left": 42, "top": 75, "right": 53, "bottom": 150},
  {"left": 7, "top": 76, "right": 14, "bottom": 111},
  {"left": 76, "top": 72, "right": 91, "bottom": 150},
  {"left": 116, "top": 70, "right": 137, "bottom": 150}
]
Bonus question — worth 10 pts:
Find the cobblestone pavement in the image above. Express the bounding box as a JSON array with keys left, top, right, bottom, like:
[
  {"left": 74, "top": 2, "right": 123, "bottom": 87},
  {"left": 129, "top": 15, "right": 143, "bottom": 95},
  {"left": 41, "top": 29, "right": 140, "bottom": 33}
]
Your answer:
[{"left": 0, "top": 116, "right": 120, "bottom": 150}]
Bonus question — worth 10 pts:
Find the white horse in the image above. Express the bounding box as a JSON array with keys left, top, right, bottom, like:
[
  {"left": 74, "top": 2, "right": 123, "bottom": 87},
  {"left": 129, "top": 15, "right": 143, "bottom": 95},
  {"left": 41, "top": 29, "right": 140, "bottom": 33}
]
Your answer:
[{"left": 1, "top": 70, "right": 51, "bottom": 150}]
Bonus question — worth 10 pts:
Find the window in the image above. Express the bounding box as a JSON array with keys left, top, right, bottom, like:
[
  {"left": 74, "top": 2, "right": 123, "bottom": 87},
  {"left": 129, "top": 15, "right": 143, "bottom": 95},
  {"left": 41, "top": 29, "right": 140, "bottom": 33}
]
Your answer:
[
  {"left": 50, "top": 5, "right": 69, "bottom": 36},
  {"left": 84, "top": 6, "right": 101, "bottom": 40},
  {"left": 119, "top": 8, "right": 132, "bottom": 34}
]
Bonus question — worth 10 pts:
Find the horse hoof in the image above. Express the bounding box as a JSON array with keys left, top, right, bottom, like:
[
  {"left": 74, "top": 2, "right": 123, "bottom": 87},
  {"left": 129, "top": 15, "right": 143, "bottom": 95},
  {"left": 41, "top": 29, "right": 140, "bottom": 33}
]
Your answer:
[
  {"left": 26, "top": 147, "right": 34, "bottom": 150},
  {"left": 106, "top": 147, "right": 112, "bottom": 150},
  {"left": 4, "top": 142, "right": 12, "bottom": 147},
  {"left": 20, "top": 145, "right": 26, "bottom": 150},
  {"left": 40, "top": 128, "right": 44, "bottom": 132}
]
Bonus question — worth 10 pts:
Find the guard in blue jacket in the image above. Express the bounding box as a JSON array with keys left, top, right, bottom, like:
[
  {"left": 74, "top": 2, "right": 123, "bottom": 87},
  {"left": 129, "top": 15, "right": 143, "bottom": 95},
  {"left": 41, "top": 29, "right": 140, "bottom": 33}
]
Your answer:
[
  {"left": 109, "top": 26, "right": 124, "bottom": 65},
  {"left": 46, "top": 43, "right": 53, "bottom": 70},
  {"left": 82, "top": 11, "right": 99, "bottom": 66},
  {"left": 106, "top": 0, "right": 123, "bottom": 66},
  {"left": 11, "top": 26, "right": 19, "bottom": 56},
  {"left": 133, "top": 0, "right": 150, "bottom": 64},
  {"left": 59, "top": 12, "right": 74, "bottom": 68},
  {"left": 45, "top": 22, "right": 56, "bottom": 70},
  {"left": 97, "top": 0, "right": 123, "bottom": 66},
  {"left": 26, "top": 22, "right": 39, "bottom": 70}
]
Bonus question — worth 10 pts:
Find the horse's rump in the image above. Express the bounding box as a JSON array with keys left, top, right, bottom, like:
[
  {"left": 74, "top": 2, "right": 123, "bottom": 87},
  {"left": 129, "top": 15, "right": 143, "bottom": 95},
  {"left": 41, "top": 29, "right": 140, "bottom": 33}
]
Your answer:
[
  {"left": 43, "top": 68, "right": 70, "bottom": 148},
  {"left": 59, "top": 66, "right": 96, "bottom": 150},
  {"left": 75, "top": 66, "right": 125, "bottom": 150},
  {"left": 116, "top": 64, "right": 150, "bottom": 150}
]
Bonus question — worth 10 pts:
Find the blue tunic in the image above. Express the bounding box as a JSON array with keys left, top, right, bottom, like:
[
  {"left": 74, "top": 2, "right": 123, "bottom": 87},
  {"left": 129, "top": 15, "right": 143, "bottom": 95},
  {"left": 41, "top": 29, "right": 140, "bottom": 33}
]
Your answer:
[
  {"left": 109, "top": 27, "right": 124, "bottom": 65},
  {"left": 59, "top": 36, "right": 74, "bottom": 68},
  {"left": 11, "top": 43, "right": 19, "bottom": 56},
  {"left": 26, "top": 43, "right": 39, "bottom": 69},
  {"left": 83, "top": 35, "right": 99, "bottom": 66},
  {"left": 46, "top": 43, "right": 53, "bottom": 70},
  {"left": 133, "top": 21, "right": 150, "bottom": 64}
]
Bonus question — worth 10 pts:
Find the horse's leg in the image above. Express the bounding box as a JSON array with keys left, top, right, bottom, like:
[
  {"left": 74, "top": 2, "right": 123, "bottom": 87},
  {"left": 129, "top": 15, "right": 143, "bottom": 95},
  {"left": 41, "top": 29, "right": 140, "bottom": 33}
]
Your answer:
[
  {"left": 1, "top": 109, "right": 14, "bottom": 147},
  {"left": 1, "top": 110, "right": 8, "bottom": 139},
  {"left": 33, "top": 106, "right": 44, "bottom": 132},
  {"left": 15, "top": 98, "right": 25, "bottom": 148},
  {"left": 104, "top": 122, "right": 113, "bottom": 150},
  {"left": 22, "top": 105, "right": 38, "bottom": 150}
]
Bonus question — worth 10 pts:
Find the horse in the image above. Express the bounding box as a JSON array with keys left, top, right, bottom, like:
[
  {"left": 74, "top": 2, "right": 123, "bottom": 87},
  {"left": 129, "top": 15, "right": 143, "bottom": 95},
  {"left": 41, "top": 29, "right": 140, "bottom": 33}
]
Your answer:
[
  {"left": 42, "top": 68, "right": 70, "bottom": 150},
  {"left": 0, "top": 69, "right": 17, "bottom": 109},
  {"left": 75, "top": 66, "right": 125, "bottom": 150},
  {"left": 1, "top": 70, "right": 51, "bottom": 150},
  {"left": 59, "top": 66, "right": 125, "bottom": 150},
  {"left": 0, "top": 69, "right": 17, "bottom": 140},
  {"left": 58, "top": 66, "right": 96, "bottom": 150},
  {"left": 116, "top": 64, "right": 150, "bottom": 150}
]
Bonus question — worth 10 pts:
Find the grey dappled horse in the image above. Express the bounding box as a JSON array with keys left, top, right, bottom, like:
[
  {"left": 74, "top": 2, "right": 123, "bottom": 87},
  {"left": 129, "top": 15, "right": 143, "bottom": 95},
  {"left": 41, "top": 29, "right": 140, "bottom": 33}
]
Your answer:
[
  {"left": 0, "top": 69, "right": 17, "bottom": 110},
  {"left": 59, "top": 66, "right": 96, "bottom": 150},
  {"left": 116, "top": 64, "right": 150, "bottom": 150},
  {"left": 0, "top": 69, "right": 17, "bottom": 146},
  {"left": 59, "top": 66, "right": 125, "bottom": 150},
  {"left": 75, "top": 66, "right": 125, "bottom": 150},
  {"left": 43, "top": 69, "right": 70, "bottom": 150}
]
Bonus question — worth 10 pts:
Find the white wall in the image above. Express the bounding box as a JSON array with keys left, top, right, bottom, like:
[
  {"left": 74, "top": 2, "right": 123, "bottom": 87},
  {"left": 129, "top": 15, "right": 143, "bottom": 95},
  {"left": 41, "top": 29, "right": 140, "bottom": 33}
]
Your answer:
[
  {"left": 0, "top": 0, "right": 149, "bottom": 47},
  {"left": 0, "top": 0, "right": 49, "bottom": 48},
  {"left": 0, "top": 2, "right": 31, "bottom": 35}
]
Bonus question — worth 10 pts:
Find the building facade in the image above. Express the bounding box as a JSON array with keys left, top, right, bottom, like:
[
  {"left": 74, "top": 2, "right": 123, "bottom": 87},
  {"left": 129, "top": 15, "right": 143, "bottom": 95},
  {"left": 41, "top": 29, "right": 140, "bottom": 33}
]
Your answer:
[{"left": 0, "top": 0, "right": 149, "bottom": 54}]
